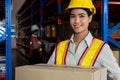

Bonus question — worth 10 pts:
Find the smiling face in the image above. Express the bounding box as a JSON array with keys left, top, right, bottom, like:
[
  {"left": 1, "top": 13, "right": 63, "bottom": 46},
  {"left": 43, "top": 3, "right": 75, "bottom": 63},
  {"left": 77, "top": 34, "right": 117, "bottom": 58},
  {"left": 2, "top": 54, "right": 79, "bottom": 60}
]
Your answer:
[{"left": 70, "top": 8, "right": 93, "bottom": 35}]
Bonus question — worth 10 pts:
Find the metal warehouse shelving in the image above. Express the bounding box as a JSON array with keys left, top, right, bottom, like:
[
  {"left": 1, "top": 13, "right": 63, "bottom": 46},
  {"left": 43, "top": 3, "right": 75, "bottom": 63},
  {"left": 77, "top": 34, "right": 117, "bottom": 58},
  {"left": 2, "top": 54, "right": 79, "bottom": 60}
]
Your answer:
[
  {"left": 100, "top": 0, "right": 120, "bottom": 48},
  {"left": 5, "top": 0, "right": 12, "bottom": 79},
  {"left": 0, "top": 0, "right": 12, "bottom": 80},
  {"left": 2, "top": 0, "right": 120, "bottom": 80}
]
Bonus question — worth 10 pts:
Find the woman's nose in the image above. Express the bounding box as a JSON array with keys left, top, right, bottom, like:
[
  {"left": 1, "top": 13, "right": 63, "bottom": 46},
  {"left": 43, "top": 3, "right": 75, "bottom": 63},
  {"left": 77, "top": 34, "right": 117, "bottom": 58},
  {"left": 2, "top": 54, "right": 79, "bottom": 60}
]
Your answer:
[{"left": 75, "top": 17, "right": 80, "bottom": 23}]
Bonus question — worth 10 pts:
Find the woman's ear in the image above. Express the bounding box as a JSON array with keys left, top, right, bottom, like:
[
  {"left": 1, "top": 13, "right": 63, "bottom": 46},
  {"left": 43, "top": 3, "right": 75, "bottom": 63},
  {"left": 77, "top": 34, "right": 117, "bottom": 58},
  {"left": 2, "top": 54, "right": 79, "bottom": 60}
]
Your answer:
[{"left": 89, "top": 15, "right": 93, "bottom": 23}]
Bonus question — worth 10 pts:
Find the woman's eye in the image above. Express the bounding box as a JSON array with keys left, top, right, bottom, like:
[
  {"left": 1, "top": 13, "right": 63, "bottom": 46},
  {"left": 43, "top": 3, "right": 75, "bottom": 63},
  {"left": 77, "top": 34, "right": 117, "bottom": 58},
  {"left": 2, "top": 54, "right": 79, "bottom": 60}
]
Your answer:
[
  {"left": 79, "top": 15, "right": 84, "bottom": 18},
  {"left": 70, "top": 15, "right": 75, "bottom": 18}
]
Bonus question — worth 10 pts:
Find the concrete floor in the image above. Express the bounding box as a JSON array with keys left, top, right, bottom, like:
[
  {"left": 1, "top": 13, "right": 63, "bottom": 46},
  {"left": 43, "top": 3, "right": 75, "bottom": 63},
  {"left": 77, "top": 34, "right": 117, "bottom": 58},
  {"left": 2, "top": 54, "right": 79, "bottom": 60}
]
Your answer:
[{"left": 12, "top": 49, "right": 31, "bottom": 80}]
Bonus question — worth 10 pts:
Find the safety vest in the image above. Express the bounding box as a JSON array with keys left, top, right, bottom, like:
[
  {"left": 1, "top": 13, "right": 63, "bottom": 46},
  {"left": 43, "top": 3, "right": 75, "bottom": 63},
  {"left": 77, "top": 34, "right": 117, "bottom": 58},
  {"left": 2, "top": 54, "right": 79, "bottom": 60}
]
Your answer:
[
  {"left": 55, "top": 38, "right": 105, "bottom": 67},
  {"left": 29, "top": 36, "right": 42, "bottom": 55}
]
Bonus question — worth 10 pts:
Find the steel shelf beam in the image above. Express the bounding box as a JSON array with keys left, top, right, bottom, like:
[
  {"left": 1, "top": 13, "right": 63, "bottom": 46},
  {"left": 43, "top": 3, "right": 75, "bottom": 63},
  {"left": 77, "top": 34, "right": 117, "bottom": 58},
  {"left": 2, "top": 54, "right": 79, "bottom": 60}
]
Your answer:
[
  {"left": 5, "top": 0, "right": 12, "bottom": 80},
  {"left": 109, "top": 1, "right": 120, "bottom": 5}
]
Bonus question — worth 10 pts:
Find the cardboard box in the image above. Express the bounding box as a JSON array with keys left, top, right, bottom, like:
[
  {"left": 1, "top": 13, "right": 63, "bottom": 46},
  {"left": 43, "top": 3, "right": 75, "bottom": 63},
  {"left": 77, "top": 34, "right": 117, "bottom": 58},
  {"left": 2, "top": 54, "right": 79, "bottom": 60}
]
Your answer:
[
  {"left": 112, "top": 50, "right": 120, "bottom": 65},
  {"left": 15, "top": 64, "right": 107, "bottom": 80}
]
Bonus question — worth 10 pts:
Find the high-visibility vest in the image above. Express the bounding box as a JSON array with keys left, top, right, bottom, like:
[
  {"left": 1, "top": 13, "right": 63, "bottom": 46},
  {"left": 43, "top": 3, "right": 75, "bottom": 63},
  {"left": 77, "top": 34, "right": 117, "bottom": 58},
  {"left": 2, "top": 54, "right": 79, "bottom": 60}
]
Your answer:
[
  {"left": 29, "top": 36, "right": 42, "bottom": 55},
  {"left": 55, "top": 38, "right": 105, "bottom": 67}
]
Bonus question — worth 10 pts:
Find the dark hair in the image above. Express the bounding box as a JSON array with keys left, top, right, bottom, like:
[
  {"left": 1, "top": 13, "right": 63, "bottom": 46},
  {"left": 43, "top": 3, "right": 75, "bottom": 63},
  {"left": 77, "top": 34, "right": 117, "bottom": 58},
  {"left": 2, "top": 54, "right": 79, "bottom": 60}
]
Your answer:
[{"left": 69, "top": 8, "right": 93, "bottom": 16}]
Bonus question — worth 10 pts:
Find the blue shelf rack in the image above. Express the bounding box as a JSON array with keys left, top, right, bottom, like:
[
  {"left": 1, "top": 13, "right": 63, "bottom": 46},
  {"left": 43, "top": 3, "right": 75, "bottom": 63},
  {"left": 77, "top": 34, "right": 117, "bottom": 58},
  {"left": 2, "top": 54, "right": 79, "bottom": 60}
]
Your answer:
[
  {"left": 0, "top": 0, "right": 12, "bottom": 79},
  {"left": 102, "top": 0, "right": 120, "bottom": 48},
  {"left": 5, "top": 0, "right": 12, "bottom": 80}
]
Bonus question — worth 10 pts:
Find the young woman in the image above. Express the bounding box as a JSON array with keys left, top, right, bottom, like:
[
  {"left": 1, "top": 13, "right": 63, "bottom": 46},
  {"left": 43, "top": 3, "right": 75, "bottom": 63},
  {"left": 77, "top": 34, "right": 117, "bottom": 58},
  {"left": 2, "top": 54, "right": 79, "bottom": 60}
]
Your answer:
[{"left": 47, "top": 0, "right": 120, "bottom": 80}]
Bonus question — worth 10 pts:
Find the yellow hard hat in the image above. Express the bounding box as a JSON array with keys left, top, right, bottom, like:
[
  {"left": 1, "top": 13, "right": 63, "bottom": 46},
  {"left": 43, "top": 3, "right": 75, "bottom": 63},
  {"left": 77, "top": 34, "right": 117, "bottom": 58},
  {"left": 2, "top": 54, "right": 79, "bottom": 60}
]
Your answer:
[{"left": 66, "top": 0, "right": 96, "bottom": 15}]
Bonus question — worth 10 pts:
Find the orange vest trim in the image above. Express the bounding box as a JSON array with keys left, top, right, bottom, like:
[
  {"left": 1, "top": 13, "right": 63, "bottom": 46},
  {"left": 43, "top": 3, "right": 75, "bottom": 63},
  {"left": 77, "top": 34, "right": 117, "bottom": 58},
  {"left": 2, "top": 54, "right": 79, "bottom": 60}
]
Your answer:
[
  {"left": 55, "top": 40, "right": 69, "bottom": 64},
  {"left": 55, "top": 38, "right": 105, "bottom": 66}
]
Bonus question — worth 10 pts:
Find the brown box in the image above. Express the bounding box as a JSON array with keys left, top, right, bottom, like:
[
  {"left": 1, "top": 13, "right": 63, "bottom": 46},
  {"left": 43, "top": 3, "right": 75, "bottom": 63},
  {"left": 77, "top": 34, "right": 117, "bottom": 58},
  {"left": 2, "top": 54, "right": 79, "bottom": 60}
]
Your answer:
[
  {"left": 15, "top": 64, "right": 107, "bottom": 80},
  {"left": 112, "top": 50, "right": 120, "bottom": 65}
]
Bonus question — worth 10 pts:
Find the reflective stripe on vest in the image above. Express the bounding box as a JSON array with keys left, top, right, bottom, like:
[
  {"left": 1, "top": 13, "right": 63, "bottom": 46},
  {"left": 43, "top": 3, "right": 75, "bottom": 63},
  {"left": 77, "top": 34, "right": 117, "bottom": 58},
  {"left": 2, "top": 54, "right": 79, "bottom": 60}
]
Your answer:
[
  {"left": 55, "top": 40, "right": 69, "bottom": 64},
  {"left": 55, "top": 38, "right": 104, "bottom": 66},
  {"left": 78, "top": 38, "right": 104, "bottom": 66}
]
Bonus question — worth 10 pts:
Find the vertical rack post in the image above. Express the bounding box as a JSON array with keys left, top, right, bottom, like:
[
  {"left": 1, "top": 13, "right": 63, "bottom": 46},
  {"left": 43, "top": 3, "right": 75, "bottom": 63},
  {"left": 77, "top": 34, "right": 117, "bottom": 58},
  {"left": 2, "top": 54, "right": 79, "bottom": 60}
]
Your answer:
[
  {"left": 101, "top": 0, "right": 108, "bottom": 43},
  {"left": 40, "top": 0, "right": 44, "bottom": 37},
  {"left": 40, "top": 0, "right": 43, "bottom": 24},
  {"left": 57, "top": 0, "right": 62, "bottom": 42},
  {"left": 57, "top": 0, "right": 62, "bottom": 24},
  {"left": 5, "top": 0, "right": 12, "bottom": 80},
  {"left": 31, "top": 0, "right": 33, "bottom": 25}
]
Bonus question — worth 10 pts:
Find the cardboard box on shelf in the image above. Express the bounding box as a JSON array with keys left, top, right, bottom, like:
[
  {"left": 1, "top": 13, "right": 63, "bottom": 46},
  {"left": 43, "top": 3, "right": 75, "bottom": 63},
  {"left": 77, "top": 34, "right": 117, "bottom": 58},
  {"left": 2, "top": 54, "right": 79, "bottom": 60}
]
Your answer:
[
  {"left": 15, "top": 64, "right": 107, "bottom": 80},
  {"left": 110, "top": 29, "right": 120, "bottom": 36}
]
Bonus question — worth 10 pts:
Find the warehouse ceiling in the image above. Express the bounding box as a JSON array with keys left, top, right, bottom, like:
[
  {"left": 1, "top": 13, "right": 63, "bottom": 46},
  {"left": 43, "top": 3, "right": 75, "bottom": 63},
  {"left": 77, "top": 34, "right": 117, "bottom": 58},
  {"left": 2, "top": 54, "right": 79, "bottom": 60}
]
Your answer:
[{"left": 0, "top": 0, "right": 5, "bottom": 20}]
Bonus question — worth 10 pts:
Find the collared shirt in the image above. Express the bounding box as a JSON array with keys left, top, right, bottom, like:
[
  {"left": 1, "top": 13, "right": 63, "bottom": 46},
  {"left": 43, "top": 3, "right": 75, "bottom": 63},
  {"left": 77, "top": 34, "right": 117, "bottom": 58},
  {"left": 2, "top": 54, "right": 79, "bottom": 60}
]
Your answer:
[{"left": 47, "top": 32, "right": 120, "bottom": 80}]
